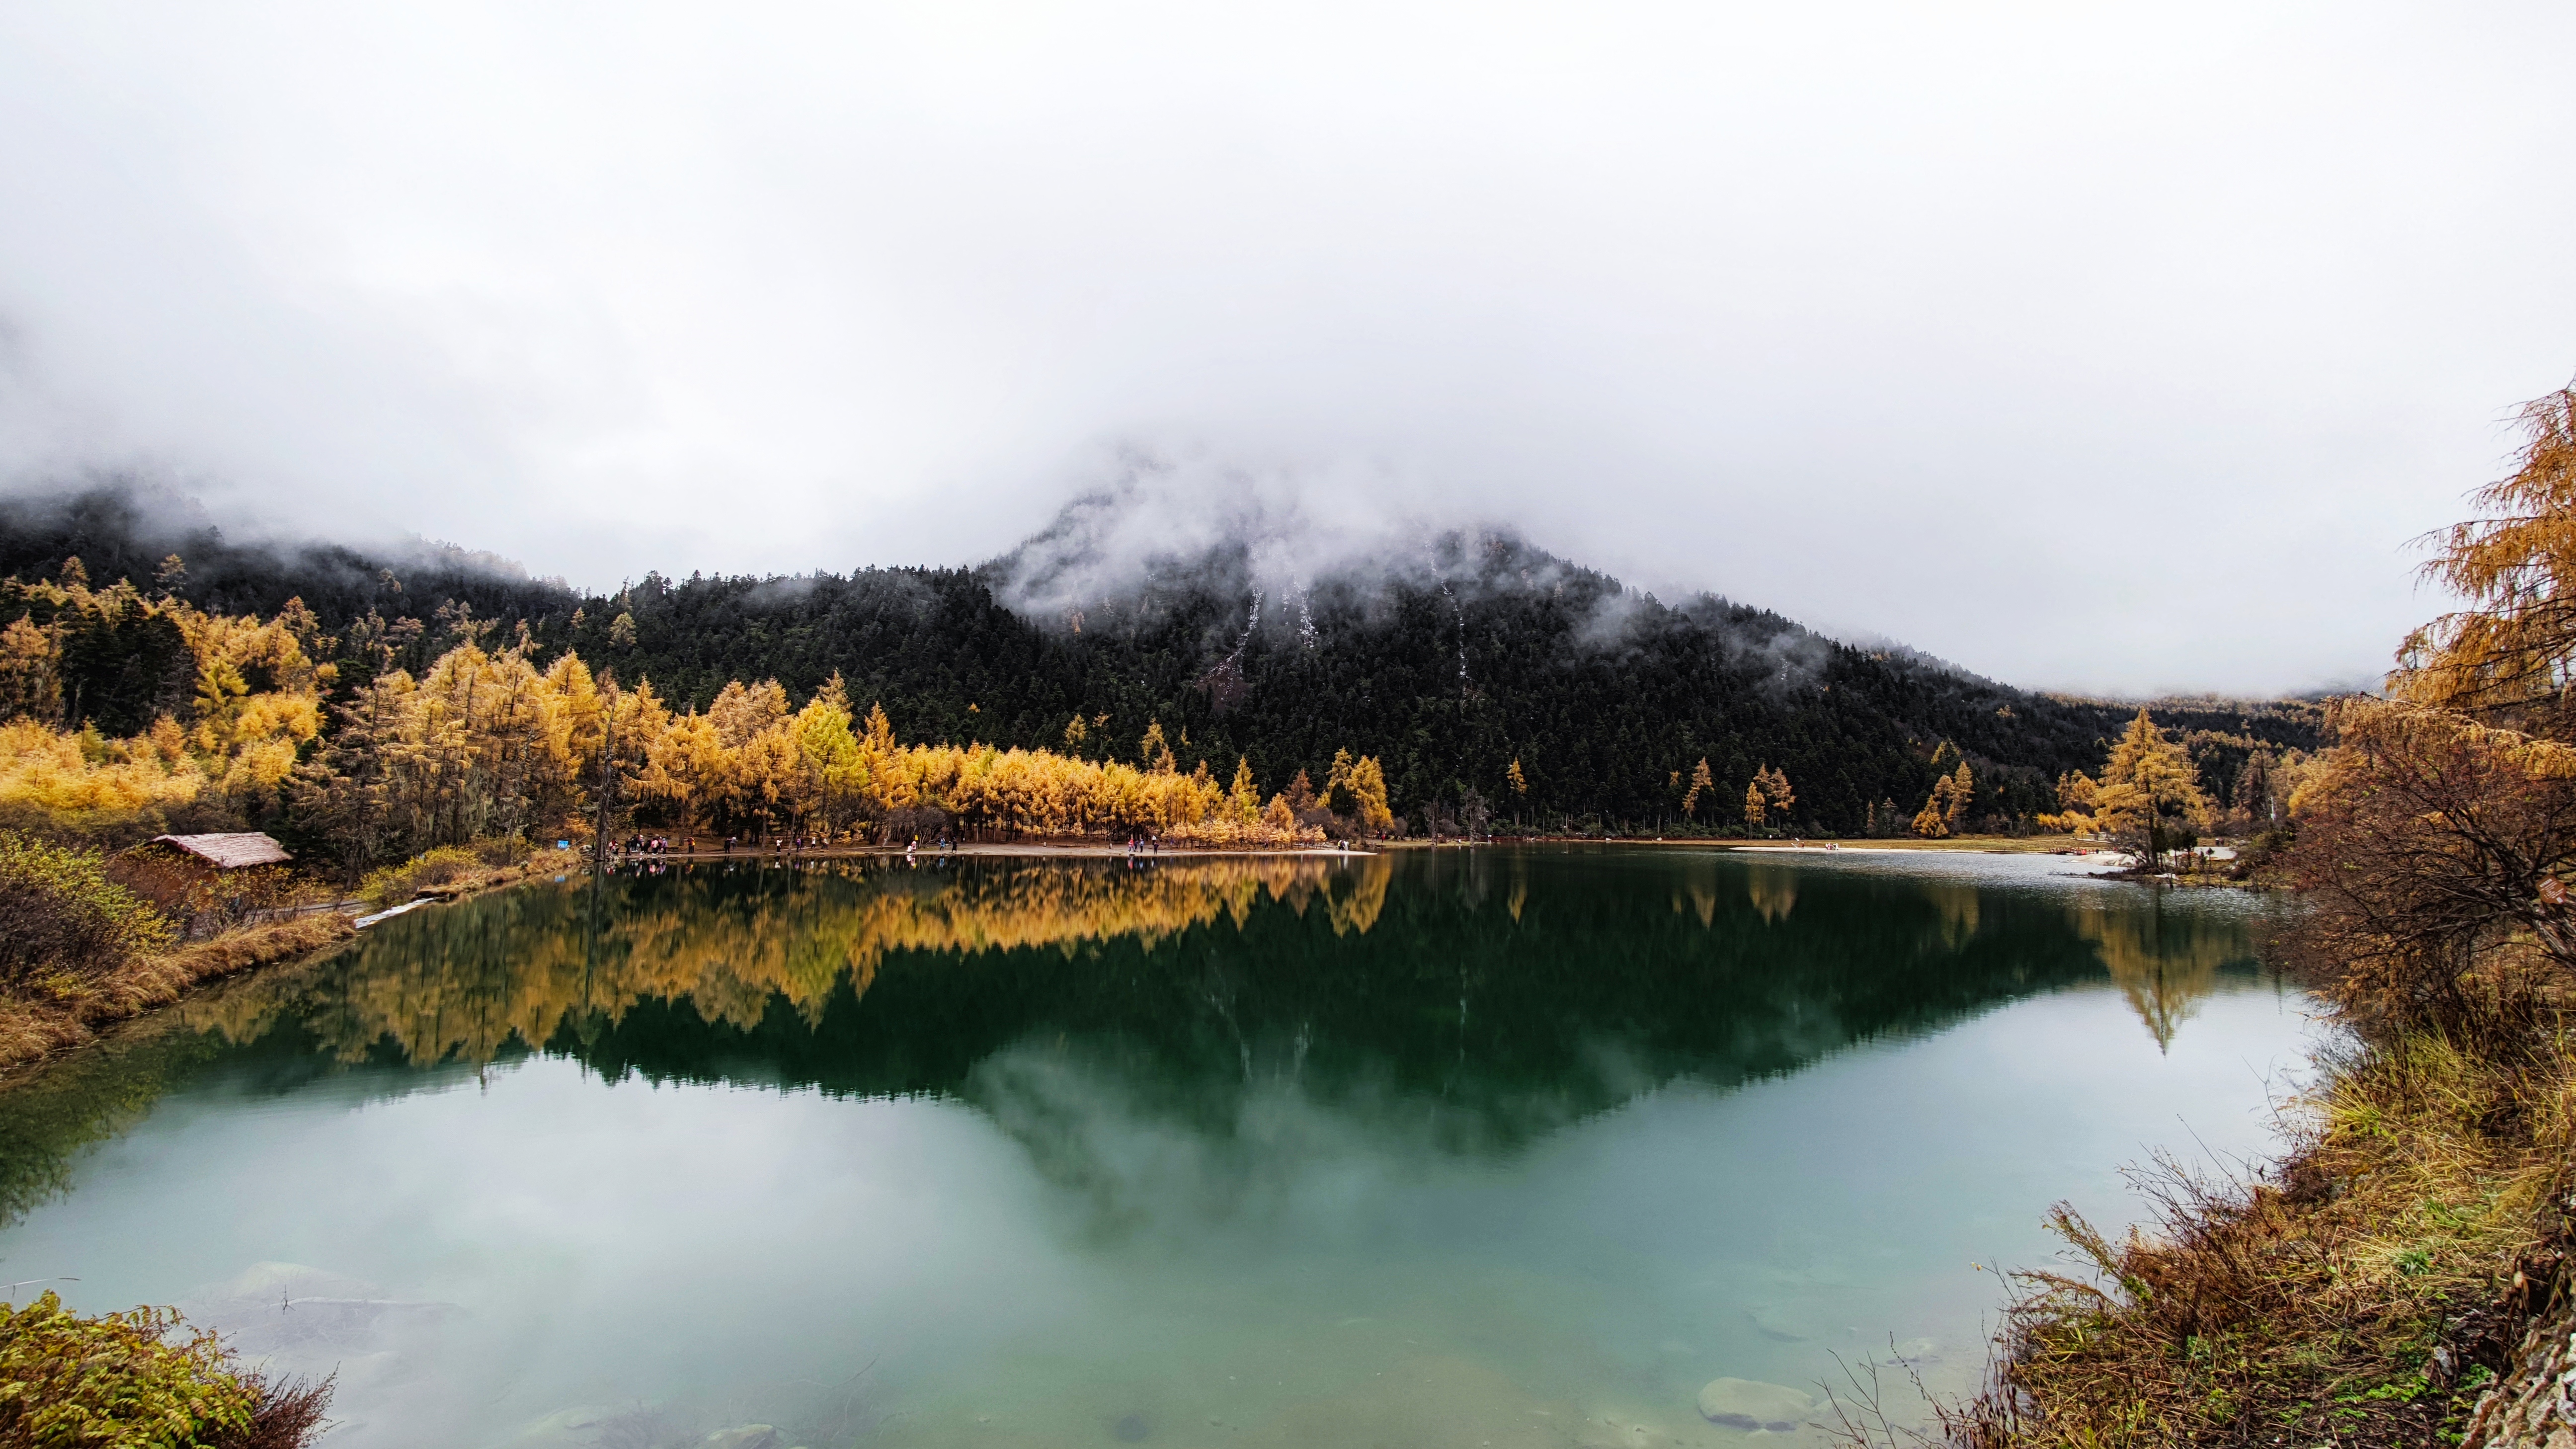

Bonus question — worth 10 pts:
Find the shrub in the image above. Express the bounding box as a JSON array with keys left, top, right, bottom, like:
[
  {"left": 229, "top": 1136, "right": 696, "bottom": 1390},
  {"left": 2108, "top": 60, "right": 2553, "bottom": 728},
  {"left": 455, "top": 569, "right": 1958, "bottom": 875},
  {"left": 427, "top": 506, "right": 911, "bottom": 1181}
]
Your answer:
[
  {"left": 0, "top": 832, "right": 173, "bottom": 991},
  {"left": 0, "top": 1290, "right": 331, "bottom": 1447},
  {"left": 2287, "top": 702, "right": 2576, "bottom": 1030},
  {"left": 357, "top": 845, "right": 482, "bottom": 908}
]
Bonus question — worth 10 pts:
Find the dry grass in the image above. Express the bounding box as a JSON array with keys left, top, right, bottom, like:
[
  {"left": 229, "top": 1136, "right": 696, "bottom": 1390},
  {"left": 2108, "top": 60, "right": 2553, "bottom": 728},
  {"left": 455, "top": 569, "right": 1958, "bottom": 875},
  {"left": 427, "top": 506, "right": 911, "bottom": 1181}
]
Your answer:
[
  {"left": 0, "top": 913, "right": 354, "bottom": 1072},
  {"left": 1867, "top": 1028, "right": 2576, "bottom": 1449},
  {"left": 407, "top": 859, "right": 554, "bottom": 903}
]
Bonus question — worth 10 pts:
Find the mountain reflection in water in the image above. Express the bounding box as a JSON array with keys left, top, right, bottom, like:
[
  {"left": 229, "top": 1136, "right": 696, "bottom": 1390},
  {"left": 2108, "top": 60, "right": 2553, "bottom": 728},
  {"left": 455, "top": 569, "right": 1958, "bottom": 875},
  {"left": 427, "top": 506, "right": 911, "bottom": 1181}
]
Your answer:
[
  {"left": 4, "top": 851, "right": 2266, "bottom": 1208},
  {"left": 0, "top": 848, "right": 2298, "bottom": 1449}
]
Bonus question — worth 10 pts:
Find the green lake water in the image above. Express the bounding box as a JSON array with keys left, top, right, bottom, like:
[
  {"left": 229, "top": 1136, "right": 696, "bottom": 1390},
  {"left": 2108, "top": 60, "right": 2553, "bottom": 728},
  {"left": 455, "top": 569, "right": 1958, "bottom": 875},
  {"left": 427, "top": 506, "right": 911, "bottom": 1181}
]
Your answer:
[{"left": 0, "top": 847, "right": 2313, "bottom": 1448}]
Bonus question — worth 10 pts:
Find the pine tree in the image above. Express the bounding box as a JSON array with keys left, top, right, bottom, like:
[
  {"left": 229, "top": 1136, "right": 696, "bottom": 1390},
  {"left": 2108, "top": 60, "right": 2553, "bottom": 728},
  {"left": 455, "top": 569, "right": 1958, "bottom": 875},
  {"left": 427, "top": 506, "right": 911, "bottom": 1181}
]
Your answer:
[{"left": 2231, "top": 748, "right": 2276, "bottom": 826}]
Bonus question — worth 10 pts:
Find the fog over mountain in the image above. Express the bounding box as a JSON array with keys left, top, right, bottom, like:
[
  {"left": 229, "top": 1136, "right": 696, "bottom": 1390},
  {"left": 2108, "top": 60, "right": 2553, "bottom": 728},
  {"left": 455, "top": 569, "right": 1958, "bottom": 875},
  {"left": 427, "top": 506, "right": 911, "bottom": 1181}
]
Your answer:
[{"left": 3, "top": 2, "right": 2574, "bottom": 695}]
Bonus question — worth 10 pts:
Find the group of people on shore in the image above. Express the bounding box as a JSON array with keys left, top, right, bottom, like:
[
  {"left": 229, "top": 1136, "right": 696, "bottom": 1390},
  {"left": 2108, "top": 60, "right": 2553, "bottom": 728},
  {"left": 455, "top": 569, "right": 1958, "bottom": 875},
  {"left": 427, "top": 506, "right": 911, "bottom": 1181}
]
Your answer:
[
  {"left": 606, "top": 830, "right": 1198, "bottom": 862},
  {"left": 616, "top": 831, "right": 896, "bottom": 857}
]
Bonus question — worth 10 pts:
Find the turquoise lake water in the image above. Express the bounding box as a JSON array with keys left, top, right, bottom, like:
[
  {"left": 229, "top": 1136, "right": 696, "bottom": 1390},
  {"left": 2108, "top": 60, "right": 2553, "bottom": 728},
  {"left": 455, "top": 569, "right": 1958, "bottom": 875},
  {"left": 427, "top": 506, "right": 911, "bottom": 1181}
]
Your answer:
[{"left": 0, "top": 846, "right": 2315, "bottom": 1448}]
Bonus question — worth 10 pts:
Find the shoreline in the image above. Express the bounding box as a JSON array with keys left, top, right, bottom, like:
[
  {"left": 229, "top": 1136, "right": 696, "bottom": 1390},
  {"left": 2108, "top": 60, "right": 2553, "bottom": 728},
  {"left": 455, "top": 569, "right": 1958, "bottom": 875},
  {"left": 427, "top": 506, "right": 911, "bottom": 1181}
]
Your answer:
[
  {"left": 0, "top": 913, "right": 356, "bottom": 1077},
  {"left": 0, "top": 835, "right": 2143, "bottom": 1081},
  {"left": 583, "top": 835, "right": 2118, "bottom": 863},
  {"left": 590, "top": 841, "right": 1383, "bottom": 864}
]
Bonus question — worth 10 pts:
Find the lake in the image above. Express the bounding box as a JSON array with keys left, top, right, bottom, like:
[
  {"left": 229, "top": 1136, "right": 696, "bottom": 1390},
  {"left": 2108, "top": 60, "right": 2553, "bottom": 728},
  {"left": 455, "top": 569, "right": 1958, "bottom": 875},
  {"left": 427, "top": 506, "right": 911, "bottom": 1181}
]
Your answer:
[{"left": 0, "top": 846, "right": 2313, "bottom": 1449}]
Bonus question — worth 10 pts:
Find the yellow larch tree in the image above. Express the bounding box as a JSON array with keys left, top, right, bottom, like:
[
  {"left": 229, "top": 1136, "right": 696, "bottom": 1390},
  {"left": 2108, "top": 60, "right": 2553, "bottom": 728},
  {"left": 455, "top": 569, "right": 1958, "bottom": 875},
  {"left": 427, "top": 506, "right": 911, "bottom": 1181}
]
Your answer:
[
  {"left": 1230, "top": 757, "right": 1262, "bottom": 822},
  {"left": 1942, "top": 762, "right": 1973, "bottom": 833},
  {"left": 2397, "top": 380, "right": 2576, "bottom": 734},
  {"left": 1756, "top": 764, "right": 1795, "bottom": 822},
  {"left": 2089, "top": 709, "right": 2211, "bottom": 868},
  {"left": 2038, "top": 770, "right": 2099, "bottom": 833}
]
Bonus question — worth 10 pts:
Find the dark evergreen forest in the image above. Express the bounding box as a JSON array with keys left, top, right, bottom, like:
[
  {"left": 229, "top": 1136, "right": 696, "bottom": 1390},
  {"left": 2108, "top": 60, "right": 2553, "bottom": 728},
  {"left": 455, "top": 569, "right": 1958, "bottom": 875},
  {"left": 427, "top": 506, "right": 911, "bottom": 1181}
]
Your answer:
[{"left": 0, "top": 482, "right": 2321, "bottom": 835}]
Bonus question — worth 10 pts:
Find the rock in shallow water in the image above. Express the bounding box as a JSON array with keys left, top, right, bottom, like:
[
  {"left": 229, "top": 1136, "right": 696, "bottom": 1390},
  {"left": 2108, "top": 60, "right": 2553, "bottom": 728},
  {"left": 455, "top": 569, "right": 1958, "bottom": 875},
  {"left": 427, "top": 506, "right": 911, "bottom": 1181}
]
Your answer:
[
  {"left": 1875, "top": 1336, "right": 1939, "bottom": 1367},
  {"left": 1695, "top": 1377, "right": 1818, "bottom": 1433},
  {"left": 702, "top": 1427, "right": 780, "bottom": 1449}
]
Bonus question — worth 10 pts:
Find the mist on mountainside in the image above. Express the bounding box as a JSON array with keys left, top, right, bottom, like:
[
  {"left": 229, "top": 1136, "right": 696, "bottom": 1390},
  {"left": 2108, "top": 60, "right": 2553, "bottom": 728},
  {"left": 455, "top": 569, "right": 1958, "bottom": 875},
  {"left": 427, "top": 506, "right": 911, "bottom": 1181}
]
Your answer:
[{"left": 0, "top": 477, "right": 566, "bottom": 626}]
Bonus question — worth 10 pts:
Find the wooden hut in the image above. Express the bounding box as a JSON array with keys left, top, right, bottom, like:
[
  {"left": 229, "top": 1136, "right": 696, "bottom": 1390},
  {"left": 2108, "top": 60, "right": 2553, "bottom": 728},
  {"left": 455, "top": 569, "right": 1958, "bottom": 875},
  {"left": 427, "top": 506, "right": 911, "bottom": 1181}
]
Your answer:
[
  {"left": 142, "top": 833, "right": 294, "bottom": 872},
  {"left": 116, "top": 833, "right": 297, "bottom": 935}
]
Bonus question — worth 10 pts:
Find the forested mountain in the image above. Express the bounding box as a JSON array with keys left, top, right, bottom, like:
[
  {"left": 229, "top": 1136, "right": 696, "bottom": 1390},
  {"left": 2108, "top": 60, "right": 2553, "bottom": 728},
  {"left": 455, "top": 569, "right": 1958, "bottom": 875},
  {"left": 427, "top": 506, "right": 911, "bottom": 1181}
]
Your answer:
[{"left": 0, "top": 481, "right": 2321, "bottom": 835}]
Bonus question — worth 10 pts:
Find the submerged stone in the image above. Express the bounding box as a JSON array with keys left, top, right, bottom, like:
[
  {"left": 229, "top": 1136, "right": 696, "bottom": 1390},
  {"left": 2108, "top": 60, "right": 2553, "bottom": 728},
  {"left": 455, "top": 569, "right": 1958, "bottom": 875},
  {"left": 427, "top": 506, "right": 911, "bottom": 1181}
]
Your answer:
[
  {"left": 1694, "top": 1377, "right": 1817, "bottom": 1433},
  {"left": 1744, "top": 1304, "right": 1815, "bottom": 1343}
]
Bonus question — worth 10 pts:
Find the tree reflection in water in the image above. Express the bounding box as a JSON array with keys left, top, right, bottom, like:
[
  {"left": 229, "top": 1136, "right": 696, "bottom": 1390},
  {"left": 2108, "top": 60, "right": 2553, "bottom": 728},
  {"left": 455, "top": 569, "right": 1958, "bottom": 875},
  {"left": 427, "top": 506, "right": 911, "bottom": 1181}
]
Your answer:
[{"left": 0, "top": 850, "right": 2274, "bottom": 1229}]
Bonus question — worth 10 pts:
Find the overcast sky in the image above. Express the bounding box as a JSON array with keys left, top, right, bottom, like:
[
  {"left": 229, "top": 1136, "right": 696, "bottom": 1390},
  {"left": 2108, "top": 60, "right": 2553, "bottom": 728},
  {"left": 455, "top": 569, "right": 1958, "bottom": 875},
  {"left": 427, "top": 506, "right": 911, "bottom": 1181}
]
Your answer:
[{"left": 3, "top": 2, "right": 2572, "bottom": 695}]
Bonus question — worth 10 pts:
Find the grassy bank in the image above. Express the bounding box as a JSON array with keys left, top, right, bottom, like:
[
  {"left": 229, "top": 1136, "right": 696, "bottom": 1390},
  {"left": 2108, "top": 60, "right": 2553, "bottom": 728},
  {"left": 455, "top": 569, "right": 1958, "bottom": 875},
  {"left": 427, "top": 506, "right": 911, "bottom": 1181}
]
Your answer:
[
  {"left": 1907, "top": 1022, "right": 2571, "bottom": 1447},
  {"left": 0, "top": 912, "right": 355, "bottom": 1072},
  {"left": 359, "top": 845, "right": 569, "bottom": 909}
]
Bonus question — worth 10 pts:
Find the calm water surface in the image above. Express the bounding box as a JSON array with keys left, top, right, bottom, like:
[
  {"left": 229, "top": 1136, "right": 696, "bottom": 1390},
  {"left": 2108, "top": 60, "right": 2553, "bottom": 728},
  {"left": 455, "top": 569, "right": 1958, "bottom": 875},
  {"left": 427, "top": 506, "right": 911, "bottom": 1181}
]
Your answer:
[{"left": 0, "top": 847, "right": 2313, "bottom": 1448}]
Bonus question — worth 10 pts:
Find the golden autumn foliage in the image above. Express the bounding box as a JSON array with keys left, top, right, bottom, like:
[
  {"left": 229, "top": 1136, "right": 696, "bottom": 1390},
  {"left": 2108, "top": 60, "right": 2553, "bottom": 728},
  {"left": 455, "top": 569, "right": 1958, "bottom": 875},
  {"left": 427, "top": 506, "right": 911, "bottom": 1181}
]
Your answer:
[
  {"left": 0, "top": 718, "right": 205, "bottom": 819},
  {"left": 2089, "top": 709, "right": 2211, "bottom": 866},
  {"left": 2036, "top": 769, "right": 2098, "bottom": 834},
  {"left": 1755, "top": 764, "right": 1794, "bottom": 819},
  {"left": 0, "top": 576, "right": 329, "bottom": 835},
  {"left": 2398, "top": 380, "right": 2576, "bottom": 734},
  {"left": 1733, "top": 763, "right": 1795, "bottom": 832},
  {"left": 0, "top": 579, "right": 1391, "bottom": 864},
  {"left": 2031, "top": 711, "right": 2212, "bottom": 867},
  {"left": 1913, "top": 762, "right": 1973, "bottom": 838}
]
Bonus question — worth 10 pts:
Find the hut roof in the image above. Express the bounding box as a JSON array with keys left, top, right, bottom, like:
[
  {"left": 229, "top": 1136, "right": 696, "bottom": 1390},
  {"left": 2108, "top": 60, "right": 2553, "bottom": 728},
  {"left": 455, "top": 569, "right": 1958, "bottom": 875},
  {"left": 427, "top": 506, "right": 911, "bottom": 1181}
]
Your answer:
[{"left": 149, "top": 833, "right": 293, "bottom": 870}]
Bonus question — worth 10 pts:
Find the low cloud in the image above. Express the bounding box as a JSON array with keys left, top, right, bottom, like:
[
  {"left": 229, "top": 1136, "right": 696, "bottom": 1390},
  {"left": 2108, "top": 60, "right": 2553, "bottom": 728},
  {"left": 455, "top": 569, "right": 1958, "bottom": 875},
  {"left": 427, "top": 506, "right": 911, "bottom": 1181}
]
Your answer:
[{"left": 3, "top": 2, "right": 2572, "bottom": 693}]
